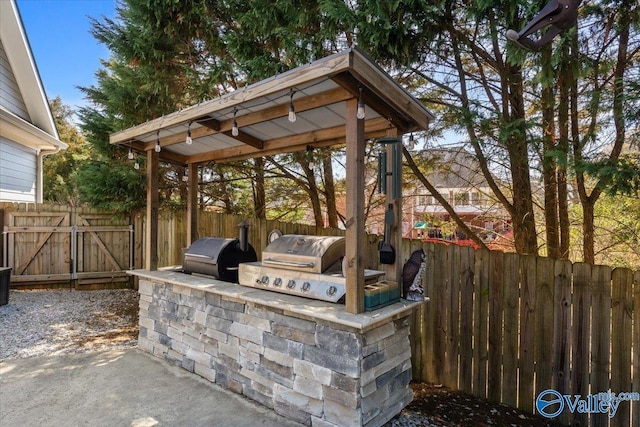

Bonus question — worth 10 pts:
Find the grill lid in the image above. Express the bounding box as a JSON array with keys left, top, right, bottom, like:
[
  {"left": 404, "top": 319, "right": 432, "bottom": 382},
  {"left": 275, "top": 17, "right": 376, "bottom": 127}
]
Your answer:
[
  {"left": 184, "top": 237, "right": 237, "bottom": 264},
  {"left": 182, "top": 237, "right": 258, "bottom": 283},
  {"left": 262, "top": 235, "right": 344, "bottom": 274}
]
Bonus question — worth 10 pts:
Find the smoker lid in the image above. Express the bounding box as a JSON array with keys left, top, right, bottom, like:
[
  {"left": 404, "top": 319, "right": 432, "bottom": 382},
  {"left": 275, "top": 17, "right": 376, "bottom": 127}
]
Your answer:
[{"left": 184, "top": 237, "right": 238, "bottom": 264}]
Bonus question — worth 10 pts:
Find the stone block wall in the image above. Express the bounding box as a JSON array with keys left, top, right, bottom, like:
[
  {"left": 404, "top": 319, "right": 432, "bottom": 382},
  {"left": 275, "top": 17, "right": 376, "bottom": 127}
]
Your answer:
[{"left": 138, "top": 279, "right": 413, "bottom": 427}]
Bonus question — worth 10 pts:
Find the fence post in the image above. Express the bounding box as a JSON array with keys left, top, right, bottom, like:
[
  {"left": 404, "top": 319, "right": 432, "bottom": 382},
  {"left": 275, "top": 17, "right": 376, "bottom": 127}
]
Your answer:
[{"left": 70, "top": 224, "right": 78, "bottom": 287}]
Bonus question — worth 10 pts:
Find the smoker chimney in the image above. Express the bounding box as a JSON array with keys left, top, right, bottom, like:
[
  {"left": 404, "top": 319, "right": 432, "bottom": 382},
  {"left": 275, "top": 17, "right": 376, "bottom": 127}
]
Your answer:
[{"left": 238, "top": 220, "right": 250, "bottom": 252}]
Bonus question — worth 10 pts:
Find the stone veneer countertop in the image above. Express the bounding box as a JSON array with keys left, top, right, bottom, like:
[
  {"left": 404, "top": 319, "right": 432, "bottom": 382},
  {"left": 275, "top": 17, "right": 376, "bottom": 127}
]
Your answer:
[{"left": 128, "top": 269, "right": 422, "bottom": 332}]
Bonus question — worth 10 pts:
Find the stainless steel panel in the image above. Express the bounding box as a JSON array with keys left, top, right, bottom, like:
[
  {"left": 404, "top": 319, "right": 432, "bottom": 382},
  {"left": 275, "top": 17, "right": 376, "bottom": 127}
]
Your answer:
[
  {"left": 262, "top": 235, "right": 345, "bottom": 274},
  {"left": 239, "top": 262, "right": 346, "bottom": 302}
]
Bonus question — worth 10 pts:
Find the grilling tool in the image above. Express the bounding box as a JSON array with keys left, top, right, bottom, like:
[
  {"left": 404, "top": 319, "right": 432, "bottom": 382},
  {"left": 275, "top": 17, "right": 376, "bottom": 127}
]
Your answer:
[{"left": 379, "top": 204, "right": 396, "bottom": 264}]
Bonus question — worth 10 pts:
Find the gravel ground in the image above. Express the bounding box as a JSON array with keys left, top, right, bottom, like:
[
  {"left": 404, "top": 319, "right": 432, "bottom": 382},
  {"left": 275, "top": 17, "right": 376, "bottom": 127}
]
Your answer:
[
  {"left": 0, "top": 289, "right": 558, "bottom": 426},
  {"left": 0, "top": 289, "right": 139, "bottom": 361}
]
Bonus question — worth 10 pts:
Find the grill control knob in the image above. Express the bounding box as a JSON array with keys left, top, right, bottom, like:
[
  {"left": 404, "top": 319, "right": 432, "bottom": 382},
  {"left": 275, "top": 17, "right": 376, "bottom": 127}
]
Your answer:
[
  {"left": 273, "top": 278, "right": 282, "bottom": 287},
  {"left": 287, "top": 280, "right": 296, "bottom": 289},
  {"left": 260, "top": 275, "right": 269, "bottom": 284},
  {"left": 302, "top": 282, "right": 311, "bottom": 292},
  {"left": 327, "top": 286, "right": 337, "bottom": 297}
]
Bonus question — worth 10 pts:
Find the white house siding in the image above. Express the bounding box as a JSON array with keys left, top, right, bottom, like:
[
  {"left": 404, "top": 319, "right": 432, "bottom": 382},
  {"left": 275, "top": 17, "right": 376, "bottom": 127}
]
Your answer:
[
  {"left": 0, "top": 137, "right": 36, "bottom": 202},
  {"left": 0, "top": 39, "right": 29, "bottom": 121}
]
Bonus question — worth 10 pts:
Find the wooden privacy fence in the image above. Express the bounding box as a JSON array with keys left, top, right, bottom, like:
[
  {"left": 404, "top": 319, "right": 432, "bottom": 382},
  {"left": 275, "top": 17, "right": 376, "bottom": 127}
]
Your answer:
[
  {"left": 404, "top": 240, "right": 639, "bottom": 427},
  {"left": 3, "top": 204, "right": 638, "bottom": 425},
  {"left": 140, "top": 210, "right": 384, "bottom": 268},
  {"left": 1, "top": 204, "right": 133, "bottom": 287}
]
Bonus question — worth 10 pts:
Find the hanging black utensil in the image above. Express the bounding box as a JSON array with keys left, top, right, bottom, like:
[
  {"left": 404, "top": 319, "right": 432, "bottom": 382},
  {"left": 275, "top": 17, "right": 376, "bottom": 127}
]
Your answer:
[{"left": 379, "top": 204, "right": 396, "bottom": 264}]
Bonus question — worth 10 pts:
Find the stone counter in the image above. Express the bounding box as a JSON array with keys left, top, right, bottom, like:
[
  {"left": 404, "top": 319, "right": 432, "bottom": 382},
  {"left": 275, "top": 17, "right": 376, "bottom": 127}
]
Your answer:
[{"left": 131, "top": 269, "right": 420, "bottom": 427}]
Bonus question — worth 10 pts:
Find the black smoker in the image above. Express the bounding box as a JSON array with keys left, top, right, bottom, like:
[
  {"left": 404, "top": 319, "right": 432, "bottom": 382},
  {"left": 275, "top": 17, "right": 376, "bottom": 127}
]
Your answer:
[{"left": 182, "top": 220, "right": 257, "bottom": 283}]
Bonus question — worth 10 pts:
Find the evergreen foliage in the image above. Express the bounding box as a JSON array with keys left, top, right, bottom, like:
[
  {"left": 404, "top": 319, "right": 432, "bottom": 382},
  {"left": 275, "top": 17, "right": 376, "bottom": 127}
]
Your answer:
[{"left": 71, "top": 0, "right": 638, "bottom": 263}]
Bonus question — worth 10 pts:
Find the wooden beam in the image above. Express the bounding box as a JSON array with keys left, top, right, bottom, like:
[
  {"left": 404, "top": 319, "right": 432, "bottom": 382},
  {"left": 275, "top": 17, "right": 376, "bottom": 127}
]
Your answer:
[
  {"left": 186, "top": 117, "right": 390, "bottom": 165},
  {"left": 331, "top": 73, "right": 414, "bottom": 132},
  {"left": 223, "top": 87, "right": 352, "bottom": 131},
  {"left": 146, "top": 149, "right": 159, "bottom": 270},
  {"left": 123, "top": 138, "right": 187, "bottom": 165},
  {"left": 198, "top": 117, "right": 221, "bottom": 131},
  {"left": 143, "top": 87, "right": 353, "bottom": 151},
  {"left": 221, "top": 130, "right": 264, "bottom": 149},
  {"left": 345, "top": 97, "right": 366, "bottom": 314},
  {"left": 351, "top": 51, "right": 433, "bottom": 130},
  {"left": 186, "top": 163, "right": 199, "bottom": 246}
]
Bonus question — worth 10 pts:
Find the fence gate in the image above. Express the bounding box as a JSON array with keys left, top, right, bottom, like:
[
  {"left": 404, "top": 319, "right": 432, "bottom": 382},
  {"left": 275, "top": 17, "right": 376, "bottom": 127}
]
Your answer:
[{"left": 2, "top": 209, "right": 133, "bottom": 287}]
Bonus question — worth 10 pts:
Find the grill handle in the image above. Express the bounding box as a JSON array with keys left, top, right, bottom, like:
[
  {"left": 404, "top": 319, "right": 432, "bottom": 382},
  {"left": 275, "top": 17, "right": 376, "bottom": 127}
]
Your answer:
[
  {"left": 263, "top": 259, "right": 315, "bottom": 269},
  {"left": 185, "top": 253, "right": 213, "bottom": 260}
]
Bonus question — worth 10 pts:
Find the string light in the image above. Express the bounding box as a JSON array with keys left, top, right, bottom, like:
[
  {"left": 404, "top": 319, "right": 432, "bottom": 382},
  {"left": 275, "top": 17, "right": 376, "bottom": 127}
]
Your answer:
[
  {"left": 407, "top": 133, "right": 415, "bottom": 150},
  {"left": 155, "top": 130, "right": 161, "bottom": 152},
  {"left": 185, "top": 122, "right": 192, "bottom": 145},
  {"left": 288, "top": 89, "right": 296, "bottom": 123},
  {"left": 357, "top": 87, "right": 365, "bottom": 120},
  {"left": 134, "top": 160, "right": 140, "bottom": 170},
  {"left": 307, "top": 145, "right": 314, "bottom": 169},
  {"left": 232, "top": 108, "right": 239, "bottom": 136},
  {"left": 127, "top": 147, "right": 134, "bottom": 160}
]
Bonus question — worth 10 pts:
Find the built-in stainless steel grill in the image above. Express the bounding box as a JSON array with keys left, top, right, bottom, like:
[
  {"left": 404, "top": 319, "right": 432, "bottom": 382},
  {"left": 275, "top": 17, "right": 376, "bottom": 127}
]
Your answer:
[{"left": 238, "top": 234, "right": 384, "bottom": 302}]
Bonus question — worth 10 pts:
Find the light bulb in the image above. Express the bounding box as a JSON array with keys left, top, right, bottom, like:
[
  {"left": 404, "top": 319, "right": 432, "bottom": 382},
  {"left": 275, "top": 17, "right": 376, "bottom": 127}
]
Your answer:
[
  {"left": 127, "top": 149, "right": 134, "bottom": 160},
  {"left": 357, "top": 99, "right": 365, "bottom": 120},
  {"left": 407, "top": 134, "right": 415, "bottom": 150},
  {"left": 288, "top": 103, "right": 296, "bottom": 122},
  {"left": 155, "top": 142, "right": 161, "bottom": 152},
  {"left": 186, "top": 128, "right": 192, "bottom": 145},
  {"left": 232, "top": 120, "right": 239, "bottom": 136},
  {"left": 134, "top": 161, "right": 140, "bottom": 170},
  {"left": 288, "top": 90, "right": 296, "bottom": 123},
  {"left": 182, "top": 174, "right": 188, "bottom": 182}
]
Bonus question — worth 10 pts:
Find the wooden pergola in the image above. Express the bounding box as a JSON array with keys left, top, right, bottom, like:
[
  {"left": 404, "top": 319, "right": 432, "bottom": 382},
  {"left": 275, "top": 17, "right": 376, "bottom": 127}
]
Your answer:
[{"left": 110, "top": 48, "right": 434, "bottom": 314}]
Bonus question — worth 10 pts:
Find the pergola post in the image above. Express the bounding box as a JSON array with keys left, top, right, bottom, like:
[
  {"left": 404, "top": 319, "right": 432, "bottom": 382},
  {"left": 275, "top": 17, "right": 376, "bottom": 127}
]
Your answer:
[
  {"left": 186, "top": 163, "right": 199, "bottom": 246},
  {"left": 145, "top": 148, "right": 159, "bottom": 270},
  {"left": 345, "top": 97, "right": 366, "bottom": 314}
]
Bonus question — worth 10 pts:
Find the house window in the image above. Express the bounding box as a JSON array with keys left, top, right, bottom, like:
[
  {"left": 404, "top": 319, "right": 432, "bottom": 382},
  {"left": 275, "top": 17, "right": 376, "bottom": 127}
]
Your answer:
[
  {"left": 471, "top": 192, "right": 479, "bottom": 205},
  {"left": 455, "top": 192, "right": 469, "bottom": 205}
]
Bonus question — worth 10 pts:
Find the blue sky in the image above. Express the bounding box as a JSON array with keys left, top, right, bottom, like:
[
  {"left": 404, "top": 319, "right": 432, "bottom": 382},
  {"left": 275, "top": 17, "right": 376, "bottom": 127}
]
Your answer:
[{"left": 17, "top": 0, "right": 117, "bottom": 112}]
